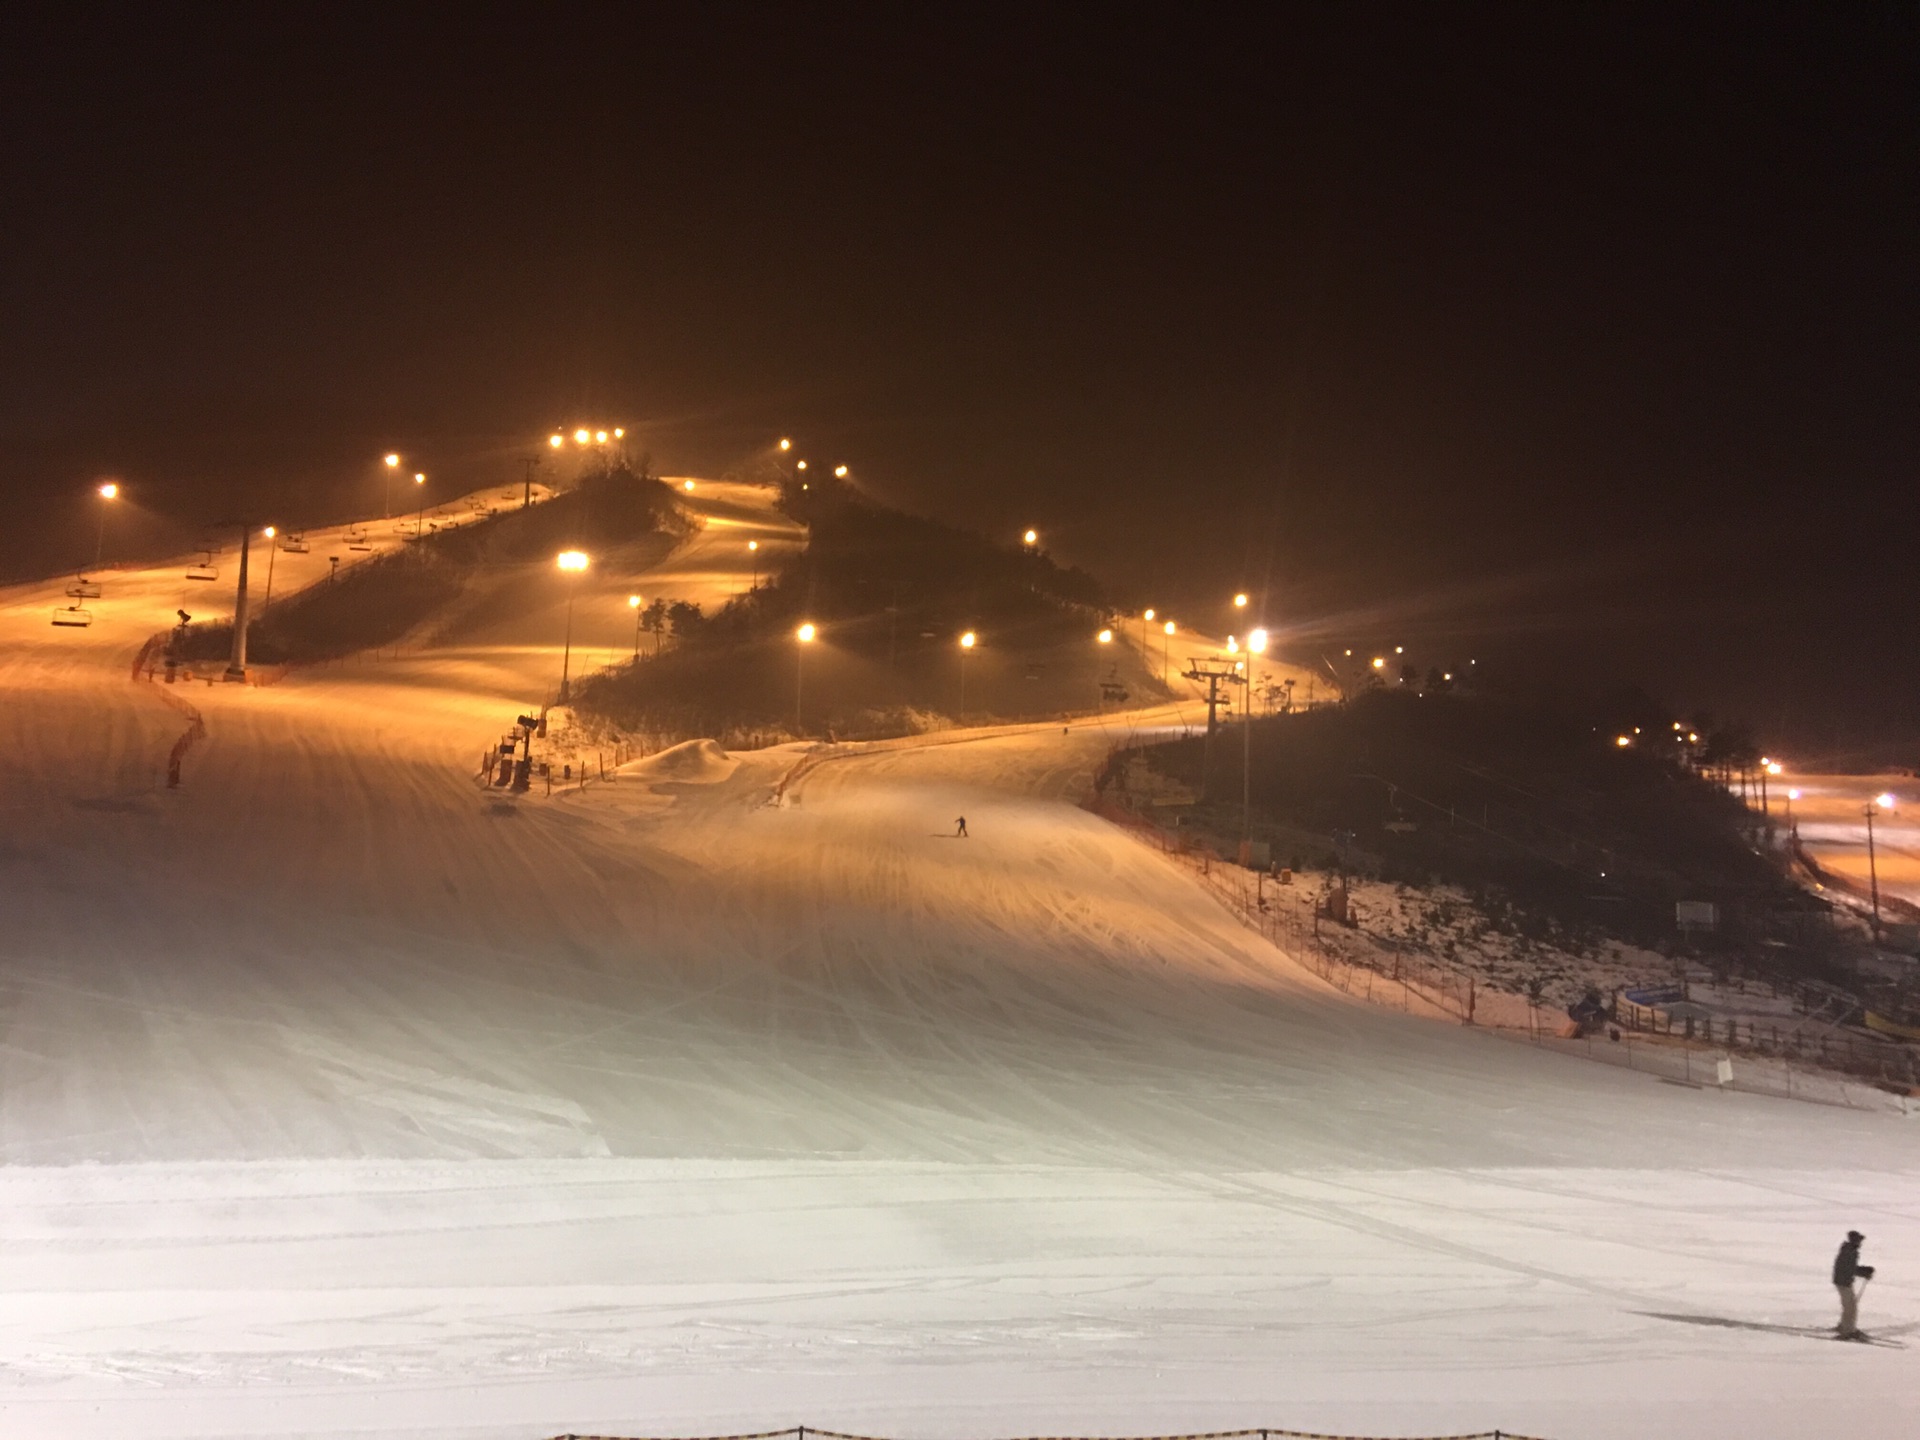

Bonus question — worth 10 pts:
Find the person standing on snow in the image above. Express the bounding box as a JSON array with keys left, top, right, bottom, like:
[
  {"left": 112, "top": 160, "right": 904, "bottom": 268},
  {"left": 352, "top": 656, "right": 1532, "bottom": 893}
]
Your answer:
[
  {"left": 1834, "top": 1230, "right": 1875, "bottom": 1338},
  {"left": 954, "top": 816, "right": 968, "bottom": 838}
]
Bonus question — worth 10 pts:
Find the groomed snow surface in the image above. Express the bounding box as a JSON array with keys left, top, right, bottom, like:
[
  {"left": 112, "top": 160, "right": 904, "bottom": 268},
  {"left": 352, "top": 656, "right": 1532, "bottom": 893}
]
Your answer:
[{"left": 0, "top": 484, "right": 1915, "bottom": 1439}]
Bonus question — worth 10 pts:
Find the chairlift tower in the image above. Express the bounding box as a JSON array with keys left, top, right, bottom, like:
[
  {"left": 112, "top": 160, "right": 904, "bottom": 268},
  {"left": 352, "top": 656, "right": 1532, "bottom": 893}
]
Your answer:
[
  {"left": 224, "top": 523, "right": 253, "bottom": 681},
  {"left": 1183, "top": 654, "right": 1247, "bottom": 799}
]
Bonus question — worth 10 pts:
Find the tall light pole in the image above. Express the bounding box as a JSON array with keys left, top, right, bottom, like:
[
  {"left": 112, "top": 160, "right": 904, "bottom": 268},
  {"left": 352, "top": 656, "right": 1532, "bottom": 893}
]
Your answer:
[
  {"left": 1096, "top": 628, "right": 1113, "bottom": 710},
  {"left": 1866, "top": 792, "right": 1895, "bottom": 941},
  {"left": 1786, "top": 787, "right": 1800, "bottom": 838},
  {"left": 383, "top": 453, "right": 401, "bottom": 518},
  {"left": 1162, "top": 619, "right": 1176, "bottom": 687},
  {"left": 1244, "top": 628, "right": 1268, "bottom": 842},
  {"left": 413, "top": 472, "right": 428, "bottom": 543},
  {"left": 958, "top": 630, "right": 976, "bottom": 718},
  {"left": 748, "top": 539, "right": 759, "bottom": 592},
  {"left": 628, "top": 594, "right": 643, "bottom": 659},
  {"left": 795, "top": 622, "right": 816, "bottom": 733},
  {"left": 556, "top": 550, "right": 590, "bottom": 703},
  {"left": 92, "top": 481, "right": 119, "bottom": 573},
  {"left": 1141, "top": 608, "right": 1155, "bottom": 660},
  {"left": 261, "top": 526, "right": 279, "bottom": 614}
]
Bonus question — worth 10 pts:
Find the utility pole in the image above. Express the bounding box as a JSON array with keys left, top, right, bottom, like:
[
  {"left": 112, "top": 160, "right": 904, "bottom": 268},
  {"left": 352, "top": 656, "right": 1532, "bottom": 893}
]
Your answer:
[
  {"left": 224, "top": 524, "right": 252, "bottom": 681},
  {"left": 521, "top": 455, "right": 541, "bottom": 509},
  {"left": 1865, "top": 802, "right": 1882, "bottom": 942}
]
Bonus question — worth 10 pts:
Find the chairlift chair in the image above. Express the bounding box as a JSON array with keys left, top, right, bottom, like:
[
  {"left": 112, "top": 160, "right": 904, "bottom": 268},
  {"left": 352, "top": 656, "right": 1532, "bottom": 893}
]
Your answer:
[
  {"left": 51, "top": 605, "right": 93, "bottom": 627},
  {"left": 280, "top": 532, "right": 310, "bottom": 554},
  {"left": 186, "top": 551, "right": 218, "bottom": 580},
  {"left": 66, "top": 577, "right": 103, "bottom": 599},
  {"left": 347, "top": 530, "right": 373, "bottom": 552}
]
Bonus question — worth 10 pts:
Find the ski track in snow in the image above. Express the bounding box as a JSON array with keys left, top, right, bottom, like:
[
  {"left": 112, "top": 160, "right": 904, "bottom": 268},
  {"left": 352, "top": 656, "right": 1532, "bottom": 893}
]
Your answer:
[{"left": 0, "top": 484, "right": 1916, "bottom": 1439}]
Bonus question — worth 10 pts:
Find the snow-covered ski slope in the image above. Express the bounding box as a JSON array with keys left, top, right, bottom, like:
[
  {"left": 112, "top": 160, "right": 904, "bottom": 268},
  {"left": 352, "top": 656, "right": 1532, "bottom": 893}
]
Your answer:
[{"left": 0, "top": 482, "right": 1914, "bottom": 1440}]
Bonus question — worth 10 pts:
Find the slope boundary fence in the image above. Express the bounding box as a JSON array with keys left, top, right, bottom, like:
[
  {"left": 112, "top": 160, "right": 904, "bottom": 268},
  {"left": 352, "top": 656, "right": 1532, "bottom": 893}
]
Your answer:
[
  {"left": 1085, "top": 744, "right": 1919, "bottom": 1110},
  {"left": 548, "top": 1427, "right": 1549, "bottom": 1440}
]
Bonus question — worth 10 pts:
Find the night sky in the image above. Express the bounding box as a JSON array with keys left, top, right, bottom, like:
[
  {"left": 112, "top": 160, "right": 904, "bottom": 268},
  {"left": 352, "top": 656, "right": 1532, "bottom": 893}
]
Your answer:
[{"left": 2, "top": 6, "right": 1913, "bottom": 756}]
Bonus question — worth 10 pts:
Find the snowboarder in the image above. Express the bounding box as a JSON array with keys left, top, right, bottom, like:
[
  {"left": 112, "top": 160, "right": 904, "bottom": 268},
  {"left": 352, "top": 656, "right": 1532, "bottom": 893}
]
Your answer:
[
  {"left": 1834, "top": 1230, "right": 1875, "bottom": 1338},
  {"left": 954, "top": 816, "right": 968, "bottom": 838}
]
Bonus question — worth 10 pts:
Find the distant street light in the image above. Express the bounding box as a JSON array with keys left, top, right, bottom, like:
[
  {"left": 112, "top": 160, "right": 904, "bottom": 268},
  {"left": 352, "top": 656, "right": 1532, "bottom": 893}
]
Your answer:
[
  {"left": 1097, "top": 628, "right": 1113, "bottom": 644},
  {"left": 555, "top": 550, "right": 590, "bottom": 703},
  {"left": 1162, "top": 619, "right": 1176, "bottom": 686},
  {"left": 959, "top": 630, "right": 977, "bottom": 717},
  {"left": 413, "top": 472, "right": 428, "bottom": 542},
  {"left": 748, "top": 538, "right": 760, "bottom": 592},
  {"left": 574, "top": 428, "right": 590, "bottom": 444},
  {"left": 1233, "top": 593, "right": 1248, "bottom": 610},
  {"left": 1786, "top": 786, "right": 1801, "bottom": 836},
  {"left": 1023, "top": 529, "right": 1038, "bottom": 547},
  {"left": 683, "top": 479, "right": 696, "bottom": 492},
  {"left": 834, "top": 464, "right": 849, "bottom": 478},
  {"left": 779, "top": 438, "right": 792, "bottom": 452},
  {"left": 628, "top": 594, "right": 643, "bottom": 659},
  {"left": 795, "top": 622, "right": 817, "bottom": 732},
  {"left": 92, "top": 481, "right": 119, "bottom": 572},
  {"left": 549, "top": 434, "right": 564, "bottom": 450},
  {"left": 383, "top": 453, "right": 401, "bottom": 518}
]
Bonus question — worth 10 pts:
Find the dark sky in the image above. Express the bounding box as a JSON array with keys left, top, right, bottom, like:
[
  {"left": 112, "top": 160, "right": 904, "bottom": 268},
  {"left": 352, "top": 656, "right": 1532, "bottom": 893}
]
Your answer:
[{"left": 3, "top": 6, "right": 1914, "bottom": 758}]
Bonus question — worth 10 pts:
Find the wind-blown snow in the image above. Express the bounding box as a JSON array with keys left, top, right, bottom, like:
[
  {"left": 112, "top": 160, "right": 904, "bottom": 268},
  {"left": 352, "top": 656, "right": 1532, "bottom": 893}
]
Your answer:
[{"left": 0, "top": 484, "right": 1914, "bottom": 1439}]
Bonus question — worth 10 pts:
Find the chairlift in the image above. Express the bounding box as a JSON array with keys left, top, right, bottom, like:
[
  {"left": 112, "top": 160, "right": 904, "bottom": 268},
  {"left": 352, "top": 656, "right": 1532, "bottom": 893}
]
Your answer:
[
  {"left": 347, "top": 530, "right": 373, "bottom": 552},
  {"left": 51, "top": 604, "right": 93, "bottom": 627},
  {"left": 280, "top": 531, "right": 310, "bottom": 554},
  {"left": 66, "top": 576, "right": 103, "bottom": 599},
  {"left": 186, "top": 551, "right": 219, "bottom": 581}
]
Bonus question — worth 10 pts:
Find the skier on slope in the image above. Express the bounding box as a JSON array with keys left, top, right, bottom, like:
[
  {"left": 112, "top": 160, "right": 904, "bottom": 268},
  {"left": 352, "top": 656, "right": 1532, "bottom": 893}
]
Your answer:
[
  {"left": 1834, "top": 1230, "right": 1875, "bottom": 1338},
  {"left": 955, "top": 816, "right": 968, "bottom": 838}
]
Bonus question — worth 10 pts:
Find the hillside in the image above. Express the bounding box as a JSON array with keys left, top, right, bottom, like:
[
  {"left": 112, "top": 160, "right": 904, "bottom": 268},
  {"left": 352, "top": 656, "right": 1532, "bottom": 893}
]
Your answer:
[{"left": 575, "top": 476, "right": 1160, "bottom": 740}]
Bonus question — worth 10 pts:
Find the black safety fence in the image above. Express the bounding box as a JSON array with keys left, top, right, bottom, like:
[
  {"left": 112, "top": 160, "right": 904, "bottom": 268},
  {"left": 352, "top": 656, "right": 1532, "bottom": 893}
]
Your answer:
[{"left": 547, "top": 1426, "right": 1552, "bottom": 1440}]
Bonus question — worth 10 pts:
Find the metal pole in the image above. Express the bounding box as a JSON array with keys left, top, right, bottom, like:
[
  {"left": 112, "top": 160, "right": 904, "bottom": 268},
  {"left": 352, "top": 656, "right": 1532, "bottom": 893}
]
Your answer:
[
  {"left": 262, "top": 536, "right": 278, "bottom": 614},
  {"left": 1242, "top": 673, "right": 1252, "bottom": 841},
  {"left": 224, "top": 525, "right": 251, "bottom": 680},
  {"left": 959, "top": 651, "right": 967, "bottom": 717},
  {"left": 1865, "top": 805, "right": 1881, "bottom": 940},
  {"left": 559, "top": 587, "right": 575, "bottom": 703},
  {"left": 633, "top": 609, "right": 641, "bottom": 660},
  {"left": 795, "top": 644, "right": 805, "bottom": 734},
  {"left": 94, "top": 498, "right": 108, "bottom": 572}
]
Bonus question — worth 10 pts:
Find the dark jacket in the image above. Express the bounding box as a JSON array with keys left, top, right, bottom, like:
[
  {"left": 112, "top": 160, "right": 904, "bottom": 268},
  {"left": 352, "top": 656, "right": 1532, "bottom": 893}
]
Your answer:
[{"left": 1834, "top": 1240, "right": 1869, "bottom": 1286}]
